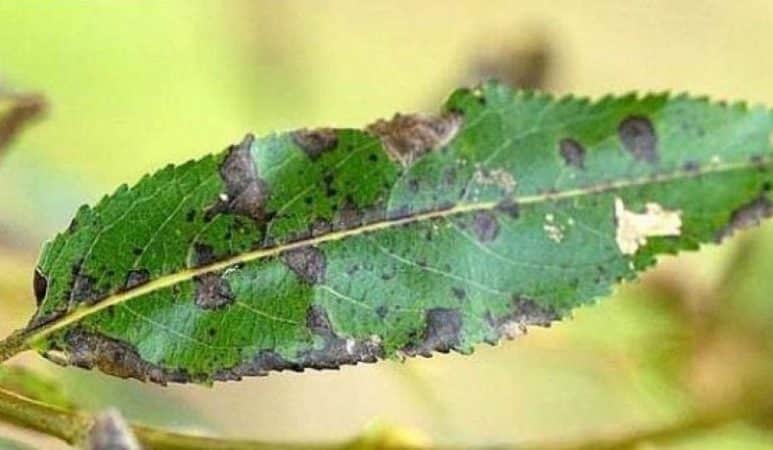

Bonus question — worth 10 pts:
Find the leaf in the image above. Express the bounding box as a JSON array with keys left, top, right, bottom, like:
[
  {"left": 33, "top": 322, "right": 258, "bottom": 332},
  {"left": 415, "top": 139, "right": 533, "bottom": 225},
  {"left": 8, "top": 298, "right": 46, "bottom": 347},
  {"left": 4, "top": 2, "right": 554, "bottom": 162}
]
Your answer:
[
  {"left": 20, "top": 82, "right": 772, "bottom": 384},
  {"left": 0, "top": 366, "right": 75, "bottom": 411}
]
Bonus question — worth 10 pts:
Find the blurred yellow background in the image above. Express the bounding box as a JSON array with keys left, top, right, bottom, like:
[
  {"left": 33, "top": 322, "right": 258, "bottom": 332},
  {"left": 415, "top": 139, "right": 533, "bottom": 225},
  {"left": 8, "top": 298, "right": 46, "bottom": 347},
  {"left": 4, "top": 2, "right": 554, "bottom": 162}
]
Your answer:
[{"left": 1, "top": 1, "right": 772, "bottom": 449}]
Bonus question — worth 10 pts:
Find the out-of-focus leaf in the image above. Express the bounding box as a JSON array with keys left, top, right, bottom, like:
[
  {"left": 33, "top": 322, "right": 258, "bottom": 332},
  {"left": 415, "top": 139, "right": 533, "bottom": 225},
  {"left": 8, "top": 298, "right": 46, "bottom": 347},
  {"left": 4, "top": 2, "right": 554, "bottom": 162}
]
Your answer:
[
  {"left": 13, "top": 81, "right": 772, "bottom": 384},
  {"left": 0, "top": 366, "right": 74, "bottom": 411},
  {"left": 0, "top": 89, "right": 45, "bottom": 157}
]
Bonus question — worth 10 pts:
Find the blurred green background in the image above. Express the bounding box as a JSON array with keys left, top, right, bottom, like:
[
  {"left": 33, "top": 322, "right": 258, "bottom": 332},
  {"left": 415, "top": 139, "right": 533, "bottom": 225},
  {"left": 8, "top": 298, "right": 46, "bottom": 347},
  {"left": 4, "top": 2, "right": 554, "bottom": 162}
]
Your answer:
[{"left": 1, "top": 1, "right": 772, "bottom": 449}]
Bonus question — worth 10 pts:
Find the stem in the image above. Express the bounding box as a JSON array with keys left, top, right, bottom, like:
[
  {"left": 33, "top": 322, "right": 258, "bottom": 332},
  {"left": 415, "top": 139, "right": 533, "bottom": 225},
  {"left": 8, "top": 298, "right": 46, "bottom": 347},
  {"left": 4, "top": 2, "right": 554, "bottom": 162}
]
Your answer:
[
  {"left": 0, "top": 331, "right": 30, "bottom": 364},
  {"left": 0, "top": 381, "right": 765, "bottom": 450},
  {"left": 0, "top": 386, "right": 89, "bottom": 444}
]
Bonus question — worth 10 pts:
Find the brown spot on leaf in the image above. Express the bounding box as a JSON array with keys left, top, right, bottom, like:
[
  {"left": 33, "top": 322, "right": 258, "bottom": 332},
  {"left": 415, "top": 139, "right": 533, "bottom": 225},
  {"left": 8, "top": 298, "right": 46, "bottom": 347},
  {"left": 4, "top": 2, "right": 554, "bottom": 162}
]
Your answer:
[
  {"left": 191, "top": 242, "right": 217, "bottom": 267},
  {"left": 495, "top": 199, "right": 520, "bottom": 219},
  {"left": 281, "top": 246, "right": 326, "bottom": 284},
  {"left": 207, "top": 134, "right": 270, "bottom": 221},
  {"left": 715, "top": 196, "right": 772, "bottom": 242},
  {"left": 124, "top": 269, "right": 150, "bottom": 290},
  {"left": 473, "top": 211, "right": 499, "bottom": 242},
  {"left": 403, "top": 308, "right": 463, "bottom": 357},
  {"left": 71, "top": 273, "right": 101, "bottom": 303},
  {"left": 618, "top": 116, "right": 658, "bottom": 163},
  {"left": 292, "top": 128, "right": 338, "bottom": 160},
  {"left": 33, "top": 268, "right": 47, "bottom": 306},
  {"left": 61, "top": 328, "right": 189, "bottom": 384},
  {"left": 194, "top": 272, "right": 234, "bottom": 309},
  {"left": 559, "top": 138, "right": 586, "bottom": 169},
  {"left": 366, "top": 112, "right": 463, "bottom": 167},
  {"left": 451, "top": 287, "right": 466, "bottom": 301}
]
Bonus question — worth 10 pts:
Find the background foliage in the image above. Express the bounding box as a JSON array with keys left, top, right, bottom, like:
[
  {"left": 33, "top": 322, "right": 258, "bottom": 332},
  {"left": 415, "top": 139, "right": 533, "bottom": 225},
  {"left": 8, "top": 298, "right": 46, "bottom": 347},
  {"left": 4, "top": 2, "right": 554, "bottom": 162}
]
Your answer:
[{"left": 0, "top": 1, "right": 772, "bottom": 448}]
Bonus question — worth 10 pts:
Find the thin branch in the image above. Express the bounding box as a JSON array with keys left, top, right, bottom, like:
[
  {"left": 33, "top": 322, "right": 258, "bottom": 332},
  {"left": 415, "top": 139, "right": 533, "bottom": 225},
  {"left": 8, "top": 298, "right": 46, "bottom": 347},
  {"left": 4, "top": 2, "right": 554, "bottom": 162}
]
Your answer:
[
  {"left": 0, "top": 331, "right": 30, "bottom": 364},
  {"left": 0, "top": 380, "right": 765, "bottom": 450}
]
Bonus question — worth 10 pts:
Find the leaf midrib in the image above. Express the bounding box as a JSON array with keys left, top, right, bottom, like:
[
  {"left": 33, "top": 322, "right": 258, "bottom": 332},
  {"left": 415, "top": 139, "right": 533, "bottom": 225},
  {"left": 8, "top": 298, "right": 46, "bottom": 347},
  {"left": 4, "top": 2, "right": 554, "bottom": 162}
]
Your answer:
[{"left": 25, "top": 157, "right": 769, "bottom": 346}]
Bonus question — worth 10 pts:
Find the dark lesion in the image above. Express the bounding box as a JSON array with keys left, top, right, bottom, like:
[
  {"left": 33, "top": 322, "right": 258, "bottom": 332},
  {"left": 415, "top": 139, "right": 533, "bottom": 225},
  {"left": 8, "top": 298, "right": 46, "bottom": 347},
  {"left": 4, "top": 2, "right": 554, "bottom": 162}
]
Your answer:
[
  {"left": 367, "top": 112, "right": 463, "bottom": 167},
  {"left": 291, "top": 128, "right": 338, "bottom": 160},
  {"left": 618, "top": 115, "right": 658, "bottom": 163}
]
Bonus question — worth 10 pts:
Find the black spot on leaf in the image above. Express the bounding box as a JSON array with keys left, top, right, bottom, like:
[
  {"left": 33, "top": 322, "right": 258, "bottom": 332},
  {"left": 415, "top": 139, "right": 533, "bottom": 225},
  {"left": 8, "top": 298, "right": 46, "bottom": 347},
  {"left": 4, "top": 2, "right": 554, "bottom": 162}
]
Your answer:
[
  {"left": 403, "top": 308, "right": 463, "bottom": 357},
  {"left": 451, "top": 287, "right": 466, "bottom": 301},
  {"left": 281, "top": 246, "right": 326, "bottom": 284},
  {"left": 495, "top": 199, "right": 520, "bottom": 219},
  {"left": 618, "top": 116, "right": 658, "bottom": 163},
  {"left": 292, "top": 128, "right": 338, "bottom": 160},
  {"left": 33, "top": 268, "right": 48, "bottom": 306},
  {"left": 715, "top": 195, "right": 772, "bottom": 242},
  {"left": 194, "top": 272, "right": 234, "bottom": 309},
  {"left": 487, "top": 296, "right": 559, "bottom": 341},
  {"left": 559, "top": 138, "right": 586, "bottom": 169}
]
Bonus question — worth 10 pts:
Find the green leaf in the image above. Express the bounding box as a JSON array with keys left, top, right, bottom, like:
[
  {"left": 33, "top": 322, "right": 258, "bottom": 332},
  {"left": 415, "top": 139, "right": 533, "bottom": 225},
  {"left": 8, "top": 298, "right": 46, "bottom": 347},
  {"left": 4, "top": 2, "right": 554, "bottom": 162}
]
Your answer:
[{"left": 22, "top": 82, "right": 772, "bottom": 384}]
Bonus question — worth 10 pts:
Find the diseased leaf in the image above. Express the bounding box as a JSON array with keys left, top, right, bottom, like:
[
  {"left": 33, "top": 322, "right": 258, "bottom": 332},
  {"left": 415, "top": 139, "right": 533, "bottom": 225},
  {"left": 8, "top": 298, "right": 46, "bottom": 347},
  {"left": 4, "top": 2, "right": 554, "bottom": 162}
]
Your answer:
[{"left": 20, "top": 82, "right": 772, "bottom": 384}]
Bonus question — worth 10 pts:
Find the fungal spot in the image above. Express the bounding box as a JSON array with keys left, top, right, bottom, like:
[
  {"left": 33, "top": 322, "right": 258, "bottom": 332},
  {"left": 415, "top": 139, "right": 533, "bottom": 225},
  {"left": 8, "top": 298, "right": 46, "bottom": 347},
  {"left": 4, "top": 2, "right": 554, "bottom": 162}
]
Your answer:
[
  {"left": 207, "top": 134, "right": 270, "bottom": 221},
  {"left": 131, "top": 248, "right": 142, "bottom": 256},
  {"left": 194, "top": 272, "right": 234, "bottom": 309},
  {"left": 61, "top": 328, "right": 188, "bottom": 384},
  {"left": 71, "top": 273, "right": 101, "bottom": 303},
  {"left": 618, "top": 116, "right": 658, "bottom": 163},
  {"left": 451, "top": 287, "right": 466, "bottom": 301},
  {"left": 124, "top": 269, "right": 150, "bottom": 290},
  {"left": 291, "top": 128, "right": 338, "bottom": 160},
  {"left": 489, "top": 296, "right": 559, "bottom": 341},
  {"left": 614, "top": 197, "right": 682, "bottom": 255},
  {"left": 376, "top": 305, "right": 389, "bottom": 319},
  {"left": 408, "top": 178, "right": 420, "bottom": 193},
  {"left": 495, "top": 199, "right": 520, "bottom": 218},
  {"left": 281, "top": 246, "right": 326, "bottom": 284},
  {"left": 366, "top": 111, "right": 463, "bottom": 167},
  {"left": 33, "top": 268, "right": 48, "bottom": 306},
  {"left": 715, "top": 195, "right": 772, "bottom": 242},
  {"left": 338, "top": 200, "right": 363, "bottom": 229},
  {"left": 191, "top": 242, "right": 217, "bottom": 267},
  {"left": 473, "top": 211, "right": 499, "bottom": 242},
  {"left": 87, "top": 409, "right": 141, "bottom": 450},
  {"left": 472, "top": 166, "right": 517, "bottom": 194},
  {"left": 683, "top": 161, "right": 700, "bottom": 172},
  {"left": 559, "top": 138, "right": 585, "bottom": 169},
  {"left": 403, "top": 308, "right": 463, "bottom": 357},
  {"left": 185, "top": 209, "right": 196, "bottom": 222}
]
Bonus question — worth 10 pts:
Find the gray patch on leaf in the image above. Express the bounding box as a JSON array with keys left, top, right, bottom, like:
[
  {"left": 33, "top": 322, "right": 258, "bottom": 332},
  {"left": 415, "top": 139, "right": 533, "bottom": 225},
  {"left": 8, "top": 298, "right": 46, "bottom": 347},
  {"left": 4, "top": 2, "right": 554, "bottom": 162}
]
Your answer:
[
  {"left": 715, "top": 195, "right": 772, "bottom": 242},
  {"left": 559, "top": 138, "right": 586, "bottom": 169},
  {"left": 71, "top": 273, "right": 101, "bottom": 303},
  {"left": 59, "top": 328, "right": 189, "bottom": 385},
  {"left": 488, "top": 296, "right": 559, "bottom": 342},
  {"left": 473, "top": 211, "right": 499, "bottom": 242},
  {"left": 190, "top": 242, "right": 217, "bottom": 267},
  {"left": 207, "top": 134, "right": 270, "bottom": 221},
  {"left": 86, "top": 409, "right": 141, "bottom": 450},
  {"left": 618, "top": 116, "right": 658, "bottom": 163},
  {"left": 292, "top": 128, "right": 338, "bottom": 160},
  {"left": 403, "top": 308, "right": 463, "bottom": 357},
  {"left": 281, "top": 246, "right": 326, "bottom": 284},
  {"left": 124, "top": 269, "right": 150, "bottom": 290},
  {"left": 366, "top": 112, "right": 463, "bottom": 167},
  {"left": 193, "top": 272, "right": 234, "bottom": 309}
]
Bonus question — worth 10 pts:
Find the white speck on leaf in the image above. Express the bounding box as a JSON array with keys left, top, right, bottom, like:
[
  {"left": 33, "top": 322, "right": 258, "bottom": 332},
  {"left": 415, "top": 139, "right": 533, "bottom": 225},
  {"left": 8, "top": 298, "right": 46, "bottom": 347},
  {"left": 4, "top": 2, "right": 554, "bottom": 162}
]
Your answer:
[
  {"left": 615, "top": 197, "right": 682, "bottom": 255},
  {"left": 472, "top": 165, "right": 517, "bottom": 194}
]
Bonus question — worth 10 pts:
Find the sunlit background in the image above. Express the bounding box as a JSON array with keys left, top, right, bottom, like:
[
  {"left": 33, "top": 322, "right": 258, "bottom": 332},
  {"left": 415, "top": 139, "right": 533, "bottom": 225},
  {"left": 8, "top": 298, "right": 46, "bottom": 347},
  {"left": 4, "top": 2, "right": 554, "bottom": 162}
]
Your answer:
[{"left": 1, "top": 1, "right": 772, "bottom": 449}]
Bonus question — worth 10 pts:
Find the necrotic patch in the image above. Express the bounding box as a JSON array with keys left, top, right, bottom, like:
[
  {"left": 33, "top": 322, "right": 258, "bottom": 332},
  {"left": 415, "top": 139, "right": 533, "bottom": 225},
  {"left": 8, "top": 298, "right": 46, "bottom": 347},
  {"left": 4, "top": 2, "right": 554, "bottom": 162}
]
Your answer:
[
  {"left": 715, "top": 195, "right": 772, "bottom": 242},
  {"left": 124, "top": 269, "right": 150, "bottom": 290},
  {"left": 62, "top": 328, "right": 189, "bottom": 384},
  {"left": 366, "top": 112, "right": 463, "bottom": 167},
  {"left": 472, "top": 211, "right": 500, "bottom": 242},
  {"left": 193, "top": 272, "right": 234, "bottom": 309},
  {"left": 618, "top": 116, "right": 658, "bottom": 163},
  {"left": 281, "top": 246, "right": 326, "bottom": 284},
  {"left": 559, "top": 138, "right": 586, "bottom": 168},
  {"left": 292, "top": 128, "right": 338, "bottom": 160},
  {"left": 208, "top": 134, "right": 269, "bottom": 221},
  {"left": 488, "top": 296, "right": 559, "bottom": 341},
  {"left": 403, "top": 308, "right": 463, "bottom": 357}
]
